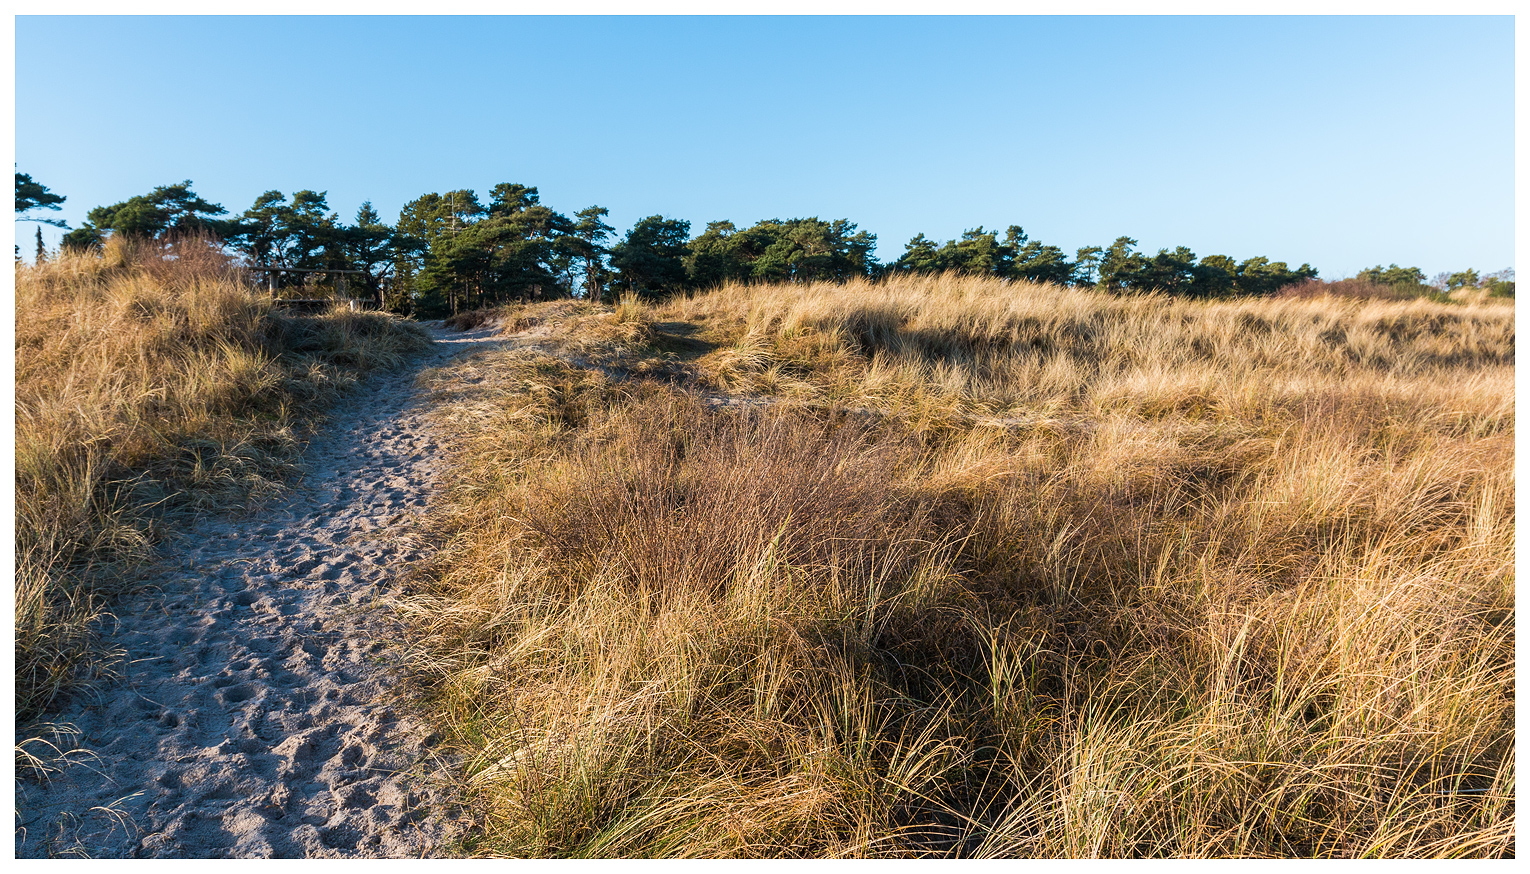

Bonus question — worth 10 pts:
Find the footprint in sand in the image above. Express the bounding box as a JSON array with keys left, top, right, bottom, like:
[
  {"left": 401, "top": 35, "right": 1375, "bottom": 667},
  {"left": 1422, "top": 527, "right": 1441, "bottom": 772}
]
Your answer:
[{"left": 14, "top": 323, "right": 509, "bottom": 859}]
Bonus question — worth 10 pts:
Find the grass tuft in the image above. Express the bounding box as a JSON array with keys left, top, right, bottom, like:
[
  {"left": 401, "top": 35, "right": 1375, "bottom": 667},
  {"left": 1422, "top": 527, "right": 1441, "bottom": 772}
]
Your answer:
[
  {"left": 410, "top": 275, "right": 1511, "bottom": 856},
  {"left": 14, "top": 237, "right": 432, "bottom": 725}
]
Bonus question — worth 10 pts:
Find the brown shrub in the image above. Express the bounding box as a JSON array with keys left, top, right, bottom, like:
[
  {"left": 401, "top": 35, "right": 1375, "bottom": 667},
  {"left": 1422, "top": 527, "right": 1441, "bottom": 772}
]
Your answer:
[{"left": 1273, "top": 277, "right": 1419, "bottom": 301}]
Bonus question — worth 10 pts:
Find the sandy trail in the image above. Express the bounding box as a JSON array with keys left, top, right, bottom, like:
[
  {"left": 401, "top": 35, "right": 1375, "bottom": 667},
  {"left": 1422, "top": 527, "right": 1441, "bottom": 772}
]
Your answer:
[{"left": 15, "top": 323, "right": 506, "bottom": 859}]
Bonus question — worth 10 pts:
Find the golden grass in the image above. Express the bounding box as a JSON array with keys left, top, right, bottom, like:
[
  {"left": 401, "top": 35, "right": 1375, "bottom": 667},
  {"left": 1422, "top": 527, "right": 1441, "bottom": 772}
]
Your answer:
[
  {"left": 14, "top": 238, "right": 432, "bottom": 725},
  {"left": 650, "top": 274, "right": 1514, "bottom": 417},
  {"left": 405, "top": 275, "right": 1512, "bottom": 857}
]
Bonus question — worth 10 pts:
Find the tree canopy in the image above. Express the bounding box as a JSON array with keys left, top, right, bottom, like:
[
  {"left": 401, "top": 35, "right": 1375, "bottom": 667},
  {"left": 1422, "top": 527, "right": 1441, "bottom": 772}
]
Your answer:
[
  {"left": 53, "top": 174, "right": 1507, "bottom": 313},
  {"left": 610, "top": 215, "right": 691, "bottom": 298},
  {"left": 684, "top": 217, "right": 876, "bottom": 288},
  {"left": 61, "top": 180, "right": 226, "bottom": 250},
  {"left": 16, "top": 172, "right": 67, "bottom": 228},
  {"left": 884, "top": 228, "right": 1317, "bottom": 297},
  {"left": 569, "top": 206, "right": 616, "bottom": 303},
  {"left": 226, "top": 189, "right": 345, "bottom": 271},
  {"left": 390, "top": 184, "right": 581, "bottom": 316}
]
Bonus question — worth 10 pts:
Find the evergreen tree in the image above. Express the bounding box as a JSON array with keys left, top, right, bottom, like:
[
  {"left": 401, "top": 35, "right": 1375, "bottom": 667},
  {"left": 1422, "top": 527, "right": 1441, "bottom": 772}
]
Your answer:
[
  {"left": 63, "top": 180, "right": 226, "bottom": 250},
  {"left": 343, "top": 201, "right": 397, "bottom": 307},
  {"left": 396, "top": 189, "right": 486, "bottom": 315},
  {"left": 230, "top": 191, "right": 288, "bottom": 266},
  {"left": 224, "top": 189, "right": 345, "bottom": 295},
  {"left": 569, "top": 206, "right": 615, "bottom": 302},
  {"left": 1008, "top": 226, "right": 1076, "bottom": 285},
  {"left": 1091, "top": 241, "right": 1315, "bottom": 297},
  {"left": 16, "top": 172, "right": 67, "bottom": 227},
  {"left": 610, "top": 215, "right": 691, "bottom": 297},
  {"left": 1072, "top": 246, "right": 1103, "bottom": 286},
  {"left": 890, "top": 233, "right": 944, "bottom": 274},
  {"left": 399, "top": 189, "right": 487, "bottom": 249},
  {"left": 1137, "top": 246, "right": 1198, "bottom": 295},
  {"left": 1096, "top": 236, "right": 1142, "bottom": 291},
  {"left": 750, "top": 218, "right": 876, "bottom": 283},
  {"left": 890, "top": 225, "right": 1071, "bottom": 284},
  {"left": 685, "top": 218, "right": 876, "bottom": 287},
  {"left": 1357, "top": 263, "right": 1426, "bottom": 290},
  {"left": 1192, "top": 254, "right": 1239, "bottom": 297},
  {"left": 1443, "top": 269, "right": 1480, "bottom": 290},
  {"left": 684, "top": 220, "right": 747, "bottom": 288},
  {"left": 937, "top": 227, "right": 1005, "bottom": 275},
  {"left": 397, "top": 184, "right": 576, "bottom": 314},
  {"left": 1234, "top": 256, "right": 1317, "bottom": 296}
]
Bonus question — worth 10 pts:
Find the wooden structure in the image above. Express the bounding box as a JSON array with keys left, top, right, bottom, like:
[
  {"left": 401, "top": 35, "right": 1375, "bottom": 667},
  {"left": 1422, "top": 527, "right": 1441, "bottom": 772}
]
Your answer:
[{"left": 247, "top": 265, "right": 372, "bottom": 311}]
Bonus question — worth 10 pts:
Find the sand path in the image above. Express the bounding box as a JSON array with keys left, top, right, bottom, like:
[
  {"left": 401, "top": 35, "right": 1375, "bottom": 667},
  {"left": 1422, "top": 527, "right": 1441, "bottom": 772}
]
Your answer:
[{"left": 15, "top": 323, "right": 506, "bottom": 858}]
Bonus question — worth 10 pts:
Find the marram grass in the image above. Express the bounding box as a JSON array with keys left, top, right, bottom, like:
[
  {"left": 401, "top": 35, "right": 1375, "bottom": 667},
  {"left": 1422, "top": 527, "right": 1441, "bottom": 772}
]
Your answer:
[
  {"left": 407, "top": 276, "right": 1511, "bottom": 857},
  {"left": 14, "top": 238, "right": 432, "bottom": 726}
]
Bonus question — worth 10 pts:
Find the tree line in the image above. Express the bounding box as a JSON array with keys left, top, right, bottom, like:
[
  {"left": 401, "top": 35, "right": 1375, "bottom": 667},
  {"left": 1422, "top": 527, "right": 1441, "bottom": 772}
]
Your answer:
[{"left": 19, "top": 173, "right": 1510, "bottom": 314}]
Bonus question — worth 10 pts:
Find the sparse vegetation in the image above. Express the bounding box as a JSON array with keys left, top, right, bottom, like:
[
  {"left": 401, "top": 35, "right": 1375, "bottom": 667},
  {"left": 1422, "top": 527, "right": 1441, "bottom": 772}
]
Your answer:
[
  {"left": 14, "top": 237, "right": 432, "bottom": 725},
  {"left": 406, "top": 275, "right": 1512, "bottom": 857}
]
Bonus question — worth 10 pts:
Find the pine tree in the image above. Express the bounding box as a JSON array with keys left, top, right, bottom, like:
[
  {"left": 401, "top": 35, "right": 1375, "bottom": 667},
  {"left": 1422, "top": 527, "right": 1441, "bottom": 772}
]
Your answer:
[
  {"left": 34, "top": 225, "right": 46, "bottom": 263},
  {"left": 609, "top": 216, "right": 691, "bottom": 297},
  {"left": 570, "top": 206, "right": 615, "bottom": 302},
  {"left": 16, "top": 172, "right": 67, "bottom": 225}
]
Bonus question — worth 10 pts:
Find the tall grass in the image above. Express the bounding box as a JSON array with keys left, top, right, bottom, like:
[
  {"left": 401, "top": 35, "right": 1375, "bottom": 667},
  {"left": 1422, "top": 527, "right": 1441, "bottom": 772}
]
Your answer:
[
  {"left": 14, "top": 238, "right": 432, "bottom": 725},
  {"left": 653, "top": 274, "right": 1513, "bottom": 416},
  {"left": 407, "top": 276, "right": 1512, "bottom": 857}
]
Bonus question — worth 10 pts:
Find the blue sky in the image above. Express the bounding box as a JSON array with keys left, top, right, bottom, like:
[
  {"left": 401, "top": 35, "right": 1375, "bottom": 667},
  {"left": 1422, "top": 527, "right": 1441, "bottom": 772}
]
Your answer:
[{"left": 13, "top": 15, "right": 1515, "bottom": 278}]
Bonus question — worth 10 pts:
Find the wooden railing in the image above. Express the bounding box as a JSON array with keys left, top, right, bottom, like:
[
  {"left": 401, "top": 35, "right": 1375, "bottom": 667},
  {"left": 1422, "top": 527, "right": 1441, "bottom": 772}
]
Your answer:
[{"left": 246, "top": 265, "right": 374, "bottom": 310}]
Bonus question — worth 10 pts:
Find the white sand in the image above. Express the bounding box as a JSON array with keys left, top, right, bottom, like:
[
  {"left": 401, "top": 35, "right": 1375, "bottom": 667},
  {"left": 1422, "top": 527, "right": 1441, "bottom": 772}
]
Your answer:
[{"left": 15, "top": 323, "right": 506, "bottom": 858}]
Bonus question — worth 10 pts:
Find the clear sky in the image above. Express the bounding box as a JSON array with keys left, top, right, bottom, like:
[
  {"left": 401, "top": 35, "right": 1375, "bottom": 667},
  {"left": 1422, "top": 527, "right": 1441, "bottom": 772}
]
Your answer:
[{"left": 13, "top": 14, "right": 1515, "bottom": 279}]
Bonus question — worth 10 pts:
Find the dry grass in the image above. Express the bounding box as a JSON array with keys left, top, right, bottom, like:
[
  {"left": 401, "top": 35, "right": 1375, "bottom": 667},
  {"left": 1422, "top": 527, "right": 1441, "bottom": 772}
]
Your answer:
[
  {"left": 648, "top": 274, "right": 1512, "bottom": 417},
  {"left": 14, "top": 237, "right": 433, "bottom": 726},
  {"left": 405, "top": 275, "right": 1512, "bottom": 857},
  {"left": 1274, "top": 277, "right": 1423, "bottom": 301}
]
